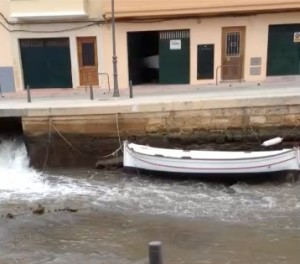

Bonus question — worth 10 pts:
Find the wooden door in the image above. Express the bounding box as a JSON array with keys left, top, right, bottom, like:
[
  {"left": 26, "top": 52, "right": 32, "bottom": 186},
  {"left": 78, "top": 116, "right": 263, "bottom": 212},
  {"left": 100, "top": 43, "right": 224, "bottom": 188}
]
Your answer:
[
  {"left": 77, "top": 37, "right": 99, "bottom": 86},
  {"left": 222, "top": 27, "right": 245, "bottom": 80}
]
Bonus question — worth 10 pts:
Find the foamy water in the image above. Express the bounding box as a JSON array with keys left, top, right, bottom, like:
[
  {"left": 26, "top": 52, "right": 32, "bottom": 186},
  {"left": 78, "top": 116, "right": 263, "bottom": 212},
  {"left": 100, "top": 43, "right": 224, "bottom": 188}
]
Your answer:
[
  {"left": 0, "top": 140, "right": 300, "bottom": 225},
  {"left": 1, "top": 140, "right": 300, "bottom": 264},
  {"left": 0, "top": 140, "right": 95, "bottom": 201},
  {"left": 88, "top": 176, "right": 300, "bottom": 225}
]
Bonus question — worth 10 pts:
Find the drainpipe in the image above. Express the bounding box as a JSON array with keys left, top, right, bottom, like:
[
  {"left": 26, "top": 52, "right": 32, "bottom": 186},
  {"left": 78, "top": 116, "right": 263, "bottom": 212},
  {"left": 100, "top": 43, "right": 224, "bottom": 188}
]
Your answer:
[{"left": 111, "top": 0, "right": 120, "bottom": 97}]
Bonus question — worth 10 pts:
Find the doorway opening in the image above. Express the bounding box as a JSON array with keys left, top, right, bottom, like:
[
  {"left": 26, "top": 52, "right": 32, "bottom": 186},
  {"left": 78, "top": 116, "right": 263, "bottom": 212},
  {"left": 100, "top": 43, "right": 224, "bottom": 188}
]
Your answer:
[{"left": 127, "top": 31, "right": 159, "bottom": 85}]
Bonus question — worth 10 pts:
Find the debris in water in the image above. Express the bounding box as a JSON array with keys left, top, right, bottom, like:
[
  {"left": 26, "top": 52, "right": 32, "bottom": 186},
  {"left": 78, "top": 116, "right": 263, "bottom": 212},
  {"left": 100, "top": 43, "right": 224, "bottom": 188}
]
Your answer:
[
  {"left": 57, "top": 207, "right": 78, "bottom": 213},
  {"left": 5, "top": 213, "right": 14, "bottom": 219},
  {"left": 32, "top": 204, "right": 45, "bottom": 215}
]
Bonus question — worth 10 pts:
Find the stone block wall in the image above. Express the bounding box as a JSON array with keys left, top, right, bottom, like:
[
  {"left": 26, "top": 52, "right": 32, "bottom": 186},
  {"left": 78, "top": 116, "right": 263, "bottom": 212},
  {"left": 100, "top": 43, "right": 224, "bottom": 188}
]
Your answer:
[{"left": 22, "top": 104, "right": 300, "bottom": 168}]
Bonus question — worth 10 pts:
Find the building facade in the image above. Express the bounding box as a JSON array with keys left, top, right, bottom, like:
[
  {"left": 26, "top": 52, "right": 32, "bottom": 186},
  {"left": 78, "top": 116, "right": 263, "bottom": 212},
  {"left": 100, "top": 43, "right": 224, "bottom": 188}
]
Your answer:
[
  {"left": 0, "top": 0, "right": 15, "bottom": 93},
  {"left": 102, "top": 0, "right": 300, "bottom": 88},
  {"left": 4, "top": 0, "right": 109, "bottom": 92},
  {"left": 2, "top": 0, "right": 300, "bottom": 92}
]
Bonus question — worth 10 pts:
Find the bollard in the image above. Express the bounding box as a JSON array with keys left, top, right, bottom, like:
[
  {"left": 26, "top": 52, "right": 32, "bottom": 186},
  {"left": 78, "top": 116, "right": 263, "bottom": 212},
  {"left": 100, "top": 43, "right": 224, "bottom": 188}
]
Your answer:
[
  {"left": 129, "top": 80, "right": 133, "bottom": 98},
  {"left": 26, "top": 85, "right": 31, "bottom": 103},
  {"left": 149, "top": 241, "right": 163, "bottom": 264},
  {"left": 89, "top": 84, "right": 94, "bottom": 100}
]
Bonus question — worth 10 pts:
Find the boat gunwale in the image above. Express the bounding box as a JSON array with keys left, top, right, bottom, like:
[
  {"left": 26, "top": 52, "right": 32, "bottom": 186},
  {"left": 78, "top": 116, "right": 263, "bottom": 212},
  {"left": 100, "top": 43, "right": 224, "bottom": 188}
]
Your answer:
[
  {"left": 125, "top": 142, "right": 296, "bottom": 162},
  {"left": 126, "top": 150, "right": 297, "bottom": 171}
]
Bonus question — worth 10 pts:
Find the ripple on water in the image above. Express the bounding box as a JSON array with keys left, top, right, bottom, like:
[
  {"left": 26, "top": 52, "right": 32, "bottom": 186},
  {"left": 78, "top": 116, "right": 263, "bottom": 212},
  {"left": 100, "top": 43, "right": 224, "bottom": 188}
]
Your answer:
[{"left": 0, "top": 140, "right": 300, "bottom": 225}]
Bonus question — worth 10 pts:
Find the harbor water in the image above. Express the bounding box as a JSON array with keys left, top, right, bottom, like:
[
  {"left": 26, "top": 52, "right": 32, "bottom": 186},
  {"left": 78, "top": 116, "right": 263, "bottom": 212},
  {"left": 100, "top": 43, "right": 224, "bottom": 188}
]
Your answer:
[{"left": 0, "top": 139, "right": 300, "bottom": 264}]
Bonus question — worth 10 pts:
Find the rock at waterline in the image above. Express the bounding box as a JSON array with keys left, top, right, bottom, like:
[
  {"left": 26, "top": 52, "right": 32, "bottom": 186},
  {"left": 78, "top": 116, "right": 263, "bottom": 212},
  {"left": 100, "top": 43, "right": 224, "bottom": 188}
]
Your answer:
[
  {"left": 5, "top": 213, "right": 14, "bottom": 219},
  {"left": 2, "top": 205, "right": 79, "bottom": 220},
  {"left": 95, "top": 156, "right": 123, "bottom": 169},
  {"left": 32, "top": 204, "right": 45, "bottom": 215}
]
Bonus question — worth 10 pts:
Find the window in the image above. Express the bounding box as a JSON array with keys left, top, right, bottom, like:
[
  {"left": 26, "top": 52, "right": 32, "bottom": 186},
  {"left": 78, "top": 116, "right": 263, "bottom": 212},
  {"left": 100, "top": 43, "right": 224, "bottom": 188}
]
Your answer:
[
  {"left": 226, "top": 32, "right": 240, "bottom": 56},
  {"left": 82, "top": 43, "right": 95, "bottom": 66}
]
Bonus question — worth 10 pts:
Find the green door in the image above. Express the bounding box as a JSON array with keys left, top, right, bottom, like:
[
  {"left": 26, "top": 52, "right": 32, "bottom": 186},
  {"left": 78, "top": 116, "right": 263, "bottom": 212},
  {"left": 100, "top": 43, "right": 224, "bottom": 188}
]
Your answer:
[
  {"left": 20, "top": 38, "right": 72, "bottom": 88},
  {"left": 159, "top": 30, "right": 190, "bottom": 84},
  {"left": 267, "top": 24, "right": 300, "bottom": 76}
]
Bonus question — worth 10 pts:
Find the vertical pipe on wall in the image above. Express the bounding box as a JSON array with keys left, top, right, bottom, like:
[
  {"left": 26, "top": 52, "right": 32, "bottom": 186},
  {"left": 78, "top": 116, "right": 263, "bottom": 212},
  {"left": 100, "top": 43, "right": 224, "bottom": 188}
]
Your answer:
[{"left": 111, "top": 0, "right": 120, "bottom": 97}]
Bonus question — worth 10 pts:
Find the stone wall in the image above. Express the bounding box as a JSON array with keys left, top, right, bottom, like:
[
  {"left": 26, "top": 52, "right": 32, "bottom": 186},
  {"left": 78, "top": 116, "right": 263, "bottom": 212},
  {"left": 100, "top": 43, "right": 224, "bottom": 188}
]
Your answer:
[{"left": 22, "top": 104, "right": 300, "bottom": 168}]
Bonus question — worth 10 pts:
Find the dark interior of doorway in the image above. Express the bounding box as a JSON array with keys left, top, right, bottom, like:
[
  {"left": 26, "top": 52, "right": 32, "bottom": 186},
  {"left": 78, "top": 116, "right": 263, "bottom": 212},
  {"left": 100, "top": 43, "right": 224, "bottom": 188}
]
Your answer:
[{"left": 127, "top": 31, "right": 159, "bottom": 85}]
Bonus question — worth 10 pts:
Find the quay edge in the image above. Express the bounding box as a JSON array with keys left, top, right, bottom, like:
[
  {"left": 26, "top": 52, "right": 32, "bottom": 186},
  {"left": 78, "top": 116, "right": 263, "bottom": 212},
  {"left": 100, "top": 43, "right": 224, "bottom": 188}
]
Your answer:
[{"left": 13, "top": 95, "right": 300, "bottom": 168}]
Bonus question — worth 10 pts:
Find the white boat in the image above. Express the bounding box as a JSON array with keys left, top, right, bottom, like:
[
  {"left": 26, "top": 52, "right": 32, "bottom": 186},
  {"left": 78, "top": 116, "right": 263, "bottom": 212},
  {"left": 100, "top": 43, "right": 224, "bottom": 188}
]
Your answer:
[{"left": 123, "top": 141, "right": 300, "bottom": 175}]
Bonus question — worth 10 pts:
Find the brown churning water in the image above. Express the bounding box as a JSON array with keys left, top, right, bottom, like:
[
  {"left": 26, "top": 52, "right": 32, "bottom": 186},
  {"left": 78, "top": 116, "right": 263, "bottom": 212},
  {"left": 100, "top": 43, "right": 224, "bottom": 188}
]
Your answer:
[{"left": 0, "top": 140, "right": 300, "bottom": 264}]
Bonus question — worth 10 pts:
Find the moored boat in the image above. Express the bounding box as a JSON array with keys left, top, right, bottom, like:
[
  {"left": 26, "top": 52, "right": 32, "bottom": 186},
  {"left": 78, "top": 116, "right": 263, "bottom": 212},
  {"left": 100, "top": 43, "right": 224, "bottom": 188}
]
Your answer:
[{"left": 123, "top": 141, "right": 300, "bottom": 176}]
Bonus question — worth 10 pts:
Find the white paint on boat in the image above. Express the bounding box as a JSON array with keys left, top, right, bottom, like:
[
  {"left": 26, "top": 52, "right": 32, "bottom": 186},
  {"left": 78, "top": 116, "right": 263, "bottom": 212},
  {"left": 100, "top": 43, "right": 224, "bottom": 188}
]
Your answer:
[{"left": 123, "top": 141, "right": 300, "bottom": 174}]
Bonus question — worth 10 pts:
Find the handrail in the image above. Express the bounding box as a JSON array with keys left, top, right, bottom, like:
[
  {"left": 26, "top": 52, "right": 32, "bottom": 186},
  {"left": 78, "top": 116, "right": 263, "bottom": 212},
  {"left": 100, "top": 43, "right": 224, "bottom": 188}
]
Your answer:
[
  {"left": 215, "top": 64, "right": 243, "bottom": 85},
  {"left": 98, "top": 72, "right": 111, "bottom": 92}
]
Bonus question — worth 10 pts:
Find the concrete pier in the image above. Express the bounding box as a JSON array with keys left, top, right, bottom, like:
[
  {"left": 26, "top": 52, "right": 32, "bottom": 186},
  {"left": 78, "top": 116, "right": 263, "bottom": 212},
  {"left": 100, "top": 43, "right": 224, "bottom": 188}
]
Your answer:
[{"left": 1, "top": 82, "right": 300, "bottom": 168}]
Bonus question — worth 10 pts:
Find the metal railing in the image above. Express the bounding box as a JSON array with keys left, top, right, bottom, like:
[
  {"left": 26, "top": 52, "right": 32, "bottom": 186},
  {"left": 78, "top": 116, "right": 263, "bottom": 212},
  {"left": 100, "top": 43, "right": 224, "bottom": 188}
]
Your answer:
[
  {"left": 215, "top": 64, "right": 243, "bottom": 85},
  {"left": 98, "top": 72, "right": 111, "bottom": 92},
  {"left": 83, "top": 72, "right": 111, "bottom": 93}
]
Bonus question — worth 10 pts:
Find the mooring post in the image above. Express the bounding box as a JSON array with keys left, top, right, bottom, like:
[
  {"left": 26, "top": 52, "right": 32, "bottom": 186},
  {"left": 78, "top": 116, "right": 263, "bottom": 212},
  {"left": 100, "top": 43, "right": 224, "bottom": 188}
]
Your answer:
[
  {"left": 149, "top": 241, "right": 163, "bottom": 264},
  {"left": 26, "top": 85, "right": 31, "bottom": 103},
  {"left": 89, "top": 84, "right": 94, "bottom": 100},
  {"left": 129, "top": 80, "right": 133, "bottom": 98}
]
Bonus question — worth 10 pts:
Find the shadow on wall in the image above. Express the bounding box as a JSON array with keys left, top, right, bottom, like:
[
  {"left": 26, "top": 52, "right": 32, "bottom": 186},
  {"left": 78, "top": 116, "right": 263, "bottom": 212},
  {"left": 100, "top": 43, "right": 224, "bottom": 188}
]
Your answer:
[{"left": 0, "top": 117, "right": 23, "bottom": 136}]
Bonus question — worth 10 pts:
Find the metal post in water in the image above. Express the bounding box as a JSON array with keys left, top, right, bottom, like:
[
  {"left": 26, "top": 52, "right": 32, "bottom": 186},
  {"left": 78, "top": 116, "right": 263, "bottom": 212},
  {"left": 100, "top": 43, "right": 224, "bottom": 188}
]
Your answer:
[
  {"left": 129, "top": 80, "right": 133, "bottom": 98},
  {"left": 149, "top": 241, "right": 163, "bottom": 264},
  {"left": 26, "top": 85, "right": 31, "bottom": 103},
  {"left": 89, "top": 84, "right": 94, "bottom": 100}
]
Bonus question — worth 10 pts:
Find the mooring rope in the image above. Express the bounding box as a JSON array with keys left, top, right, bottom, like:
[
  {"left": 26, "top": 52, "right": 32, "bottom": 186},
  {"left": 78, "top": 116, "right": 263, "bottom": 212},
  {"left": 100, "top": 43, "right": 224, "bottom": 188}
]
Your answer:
[
  {"left": 45, "top": 117, "right": 123, "bottom": 160},
  {"left": 51, "top": 122, "right": 84, "bottom": 155},
  {"left": 249, "top": 123, "right": 300, "bottom": 147},
  {"left": 282, "top": 125, "right": 299, "bottom": 140},
  {"left": 43, "top": 118, "right": 52, "bottom": 171},
  {"left": 115, "top": 113, "right": 123, "bottom": 153},
  {"left": 249, "top": 124, "right": 261, "bottom": 145}
]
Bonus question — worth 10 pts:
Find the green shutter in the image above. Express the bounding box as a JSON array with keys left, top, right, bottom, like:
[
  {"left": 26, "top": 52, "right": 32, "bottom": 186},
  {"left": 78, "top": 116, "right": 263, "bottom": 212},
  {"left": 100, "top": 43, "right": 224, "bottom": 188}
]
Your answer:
[
  {"left": 267, "top": 24, "right": 300, "bottom": 76},
  {"left": 159, "top": 30, "right": 190, "bottom": 84},
  {"left": 20, "top": 38, "right": 72, "bottom": 88}
]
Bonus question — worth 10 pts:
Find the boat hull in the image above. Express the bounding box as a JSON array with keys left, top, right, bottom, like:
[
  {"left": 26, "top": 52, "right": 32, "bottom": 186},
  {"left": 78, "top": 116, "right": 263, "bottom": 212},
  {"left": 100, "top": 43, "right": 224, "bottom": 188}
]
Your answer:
[{"left": 123, "top": 141, "right": 300, "bottom": 175}]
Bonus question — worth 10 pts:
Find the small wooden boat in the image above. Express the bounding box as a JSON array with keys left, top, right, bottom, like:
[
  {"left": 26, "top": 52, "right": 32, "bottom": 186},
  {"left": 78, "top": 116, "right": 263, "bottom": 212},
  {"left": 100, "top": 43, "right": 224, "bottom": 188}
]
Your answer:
[{"left": 123, "top": 141, "right": 300, "bottom": 175}]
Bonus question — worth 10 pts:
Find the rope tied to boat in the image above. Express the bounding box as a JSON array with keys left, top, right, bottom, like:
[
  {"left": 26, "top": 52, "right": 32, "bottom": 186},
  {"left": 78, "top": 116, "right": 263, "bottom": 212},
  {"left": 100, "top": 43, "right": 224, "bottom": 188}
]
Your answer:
[
  {"left": 43, "top": 115, "right": 123, "bottom": 162},
  {"left": 43, "top": 117, "right": 52, "bottom": 171},
  {"left": 115, "top": 113, "right": 123, "bottom": 153},
  {"left": 249, "top": 123, "right": 300, "bottom": 148}
]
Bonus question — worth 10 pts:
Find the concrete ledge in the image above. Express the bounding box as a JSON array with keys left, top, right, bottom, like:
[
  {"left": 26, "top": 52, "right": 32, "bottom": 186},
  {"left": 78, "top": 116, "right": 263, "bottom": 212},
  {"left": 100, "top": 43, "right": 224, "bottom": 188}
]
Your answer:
[{"left": 1, "top": 94, "right": 300, "bottom": 117}]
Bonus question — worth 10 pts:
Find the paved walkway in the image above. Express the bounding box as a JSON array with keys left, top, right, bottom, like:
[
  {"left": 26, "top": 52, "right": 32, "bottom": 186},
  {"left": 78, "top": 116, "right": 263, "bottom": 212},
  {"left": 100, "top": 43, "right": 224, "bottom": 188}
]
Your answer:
[{"left": 0, "top": 78, "right": 300, "bottom": 117}]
